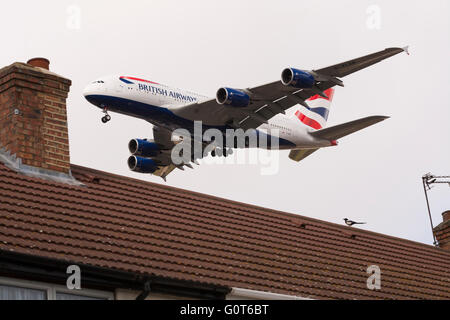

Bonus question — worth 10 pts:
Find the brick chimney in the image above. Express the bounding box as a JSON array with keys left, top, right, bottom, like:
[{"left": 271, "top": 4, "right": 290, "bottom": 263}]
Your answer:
[
  {"left": 0, "top": 58, "right": 75, "bottom": 181},
  {"left": 434, "top": 211, "right": 450, "bottom": 250}
]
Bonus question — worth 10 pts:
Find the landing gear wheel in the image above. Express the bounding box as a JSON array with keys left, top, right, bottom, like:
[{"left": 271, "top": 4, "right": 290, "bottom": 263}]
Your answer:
[
  {"left": 101, "top": 107, "right": 111, "bottom": 124},
  {"left": 223, "top": 148, "right": 233, "bottom": 157}
]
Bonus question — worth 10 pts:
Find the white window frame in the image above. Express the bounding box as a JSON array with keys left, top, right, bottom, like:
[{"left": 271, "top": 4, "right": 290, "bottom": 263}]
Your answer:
[{"left": 0, "top": 276, "right": 114, "bottom": 300}]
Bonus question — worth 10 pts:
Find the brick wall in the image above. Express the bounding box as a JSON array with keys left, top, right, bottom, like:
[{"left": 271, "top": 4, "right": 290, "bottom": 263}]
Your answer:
[
  {"left": 434, "top": 211, "right": 450, "bottom": 250},
  {"left": 0, "top": 60, "right": 72, "bottom": 174}
]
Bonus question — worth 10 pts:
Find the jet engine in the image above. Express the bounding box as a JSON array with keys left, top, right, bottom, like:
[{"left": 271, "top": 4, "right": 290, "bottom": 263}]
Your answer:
[
  {"left": 281, "top": 68, "right": 315, "bottom": 88},
  {"left": 216, "top": 87, "right": 250, "bottom": 108},
  {"left": 128, "top": 139, "right": 160, "bottom": 157},
  {"left": 128, "top": 156, "right": 159, "bottom": 174}
]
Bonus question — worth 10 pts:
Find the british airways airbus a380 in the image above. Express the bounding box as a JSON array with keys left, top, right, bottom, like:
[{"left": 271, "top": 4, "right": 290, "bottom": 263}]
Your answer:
[{"left": 83, "top": 47, "right": 408, "bottom": 180}]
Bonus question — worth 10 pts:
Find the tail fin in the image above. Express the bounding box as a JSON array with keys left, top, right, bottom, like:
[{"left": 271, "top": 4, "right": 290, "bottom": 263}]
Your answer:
[{"left": 292, "top": 88, "right": 335, "bottom": 130}]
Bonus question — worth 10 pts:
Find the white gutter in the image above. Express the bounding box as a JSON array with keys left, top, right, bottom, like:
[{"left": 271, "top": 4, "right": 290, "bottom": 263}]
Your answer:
[{"left": 227, "top": 287, "right": 312, "bottom": 300}]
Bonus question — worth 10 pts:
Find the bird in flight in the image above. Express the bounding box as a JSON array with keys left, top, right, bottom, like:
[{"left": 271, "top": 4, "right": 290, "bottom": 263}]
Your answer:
[{"left": 344, "top": 218, "right": 366, "bottom": 227}]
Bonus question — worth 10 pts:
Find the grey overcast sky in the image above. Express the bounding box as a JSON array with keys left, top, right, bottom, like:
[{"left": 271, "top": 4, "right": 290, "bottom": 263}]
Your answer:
[{"left": 1, "top": 0, "right": 449, "bottom": 245}]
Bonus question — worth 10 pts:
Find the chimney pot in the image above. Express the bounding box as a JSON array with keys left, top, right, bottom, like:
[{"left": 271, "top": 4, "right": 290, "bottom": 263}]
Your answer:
[
  {"left": 442, "top": 210, "right": 450, "bottom": 222},
  {"left": 27, "top": 57, "right": 50, "bottom": 70}
]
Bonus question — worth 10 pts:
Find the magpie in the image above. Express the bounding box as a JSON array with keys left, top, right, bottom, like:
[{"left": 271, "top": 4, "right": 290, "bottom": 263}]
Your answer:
[{"left": 343, "top": 218, "right": 366, "bottom": 227}]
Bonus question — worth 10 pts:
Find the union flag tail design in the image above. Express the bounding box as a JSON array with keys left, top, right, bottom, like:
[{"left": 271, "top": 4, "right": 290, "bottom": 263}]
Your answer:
[{"left": 293, "top": 88, "right": 335, "bottom": 130}]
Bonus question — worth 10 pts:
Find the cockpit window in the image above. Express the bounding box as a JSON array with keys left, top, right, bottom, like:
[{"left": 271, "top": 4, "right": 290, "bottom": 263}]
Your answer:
[{"left": 92, "top": 80, "right": 105, "bottom": 84}]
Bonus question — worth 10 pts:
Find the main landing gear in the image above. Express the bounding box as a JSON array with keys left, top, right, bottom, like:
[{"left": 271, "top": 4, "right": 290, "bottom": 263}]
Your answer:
[
  {"left": 101, "top": 107, "right": 111, "bottom": 123},
  {"left": 211, "top": 148, "right": 234, "bottom": 157}
]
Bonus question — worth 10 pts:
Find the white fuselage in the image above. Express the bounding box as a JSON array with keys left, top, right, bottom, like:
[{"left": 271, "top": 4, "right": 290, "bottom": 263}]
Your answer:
[{"left": 83, "top": 75, "right": 334, "bottom": 150}]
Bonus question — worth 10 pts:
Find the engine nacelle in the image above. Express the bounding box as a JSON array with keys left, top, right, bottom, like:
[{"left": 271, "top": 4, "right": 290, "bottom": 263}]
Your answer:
[
  {"left": 216, "top": 87, "right": 250, "bottom": 108},
  {"left": 128, "top": 139, "right": 160, "bottom": 157},
  {"left": 128, "top": 156, "right": 158, "bottom": 174},
  {"left": 281, "top": 68, "right": 315, "bottom": 88}
]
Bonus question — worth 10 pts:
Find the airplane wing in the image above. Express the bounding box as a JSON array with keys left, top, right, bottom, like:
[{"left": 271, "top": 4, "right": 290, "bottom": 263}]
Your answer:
[
  {"left": 148, "top": 125, "right": 210, "bottom": 181},
  {"left": 148, "top": 126, "right": 178, "bottom": 180},
  {"left": 173, "top": 47, "right": 407, "bottom": 130},
  {"left": 151, "top": 164, "right": 177, "bottom": 181}
]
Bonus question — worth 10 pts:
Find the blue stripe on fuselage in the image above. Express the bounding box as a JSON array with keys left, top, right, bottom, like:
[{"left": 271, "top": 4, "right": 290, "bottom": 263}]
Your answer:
[
  {"left": 119, "top": 77, "right": 134, "bottom": 84},
  {"left": 85, "top": 94, "right": 295, "bottom": 148}
]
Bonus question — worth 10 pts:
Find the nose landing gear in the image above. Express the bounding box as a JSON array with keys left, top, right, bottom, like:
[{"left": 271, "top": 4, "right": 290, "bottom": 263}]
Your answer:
[
  {"left": 101, "top": 115, "right": 111, "bottom": 123},
  {"left": 101, "top": 107, "right": 111, "bottom": 123}
]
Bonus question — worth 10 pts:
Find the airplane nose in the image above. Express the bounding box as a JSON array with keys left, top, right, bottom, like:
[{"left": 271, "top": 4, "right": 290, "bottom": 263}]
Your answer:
[
  {"left": 83, "top": 78, "right": 109, "bottom": 107},
  {"left": 83, "top": 83, "right": 102, "bottom": 107},
  {"left": 83, "top": 84, "right": 94, "bottom": 97}
]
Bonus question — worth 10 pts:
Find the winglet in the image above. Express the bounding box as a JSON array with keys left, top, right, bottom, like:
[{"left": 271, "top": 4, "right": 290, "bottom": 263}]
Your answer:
[{"left": 402, "top": 46, "right": 410, "bottom": 55}]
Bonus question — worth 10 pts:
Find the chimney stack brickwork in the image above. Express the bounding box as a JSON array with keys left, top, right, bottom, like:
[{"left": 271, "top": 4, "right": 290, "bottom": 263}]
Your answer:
[
  {"left": 0, "top": 60, "right": 72, "bottom": 174},
  {"left": 434, "top": 210, "right": 450, "bottom": 250}
]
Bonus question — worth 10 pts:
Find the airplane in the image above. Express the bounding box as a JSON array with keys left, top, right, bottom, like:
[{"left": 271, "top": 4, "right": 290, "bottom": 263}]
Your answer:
[{"left": 83, "top": 46, "right": 409, "bottom": 180}]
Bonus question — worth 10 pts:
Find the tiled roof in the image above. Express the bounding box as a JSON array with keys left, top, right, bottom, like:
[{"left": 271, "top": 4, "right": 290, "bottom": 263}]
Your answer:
[{"left": 0, "top": 163, "right": 449, "bottom": 299}]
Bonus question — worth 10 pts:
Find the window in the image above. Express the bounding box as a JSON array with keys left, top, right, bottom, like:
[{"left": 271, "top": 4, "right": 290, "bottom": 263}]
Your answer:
[
  {"left": 0, "top": 277, "right": 113, "bottom": 300},
  {"left": 55, "top": 292, "right": 103, "bottom": 300},
  {"left": 0, "top": 284, "right": 47, "bottom": 300}
]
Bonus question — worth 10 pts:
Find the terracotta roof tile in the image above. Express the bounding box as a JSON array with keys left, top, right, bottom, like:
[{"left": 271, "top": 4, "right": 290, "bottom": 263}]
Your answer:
[{"left": 0, "top": 163, "right": 449, "bottom": 299}]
